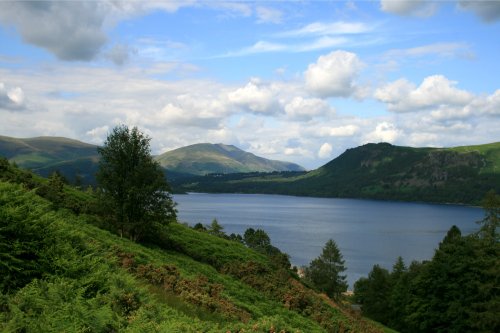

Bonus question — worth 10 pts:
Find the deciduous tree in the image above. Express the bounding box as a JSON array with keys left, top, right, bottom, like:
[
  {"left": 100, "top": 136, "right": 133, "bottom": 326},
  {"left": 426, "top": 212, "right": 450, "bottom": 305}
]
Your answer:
[{"left": 96, "top": 125, "right": 176, "bottom": 240}]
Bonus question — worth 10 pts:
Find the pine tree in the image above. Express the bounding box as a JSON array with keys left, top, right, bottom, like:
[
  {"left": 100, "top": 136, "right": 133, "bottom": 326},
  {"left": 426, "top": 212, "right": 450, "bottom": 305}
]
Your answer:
[{"left": 305, "top": 239, "right": 347, "bottom": 300}]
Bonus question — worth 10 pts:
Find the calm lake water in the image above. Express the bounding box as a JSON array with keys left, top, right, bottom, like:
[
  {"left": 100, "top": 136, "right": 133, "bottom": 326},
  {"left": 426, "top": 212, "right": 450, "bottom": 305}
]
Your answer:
[{"left": 173, "top": 193, "right": 483, "bottom": 288}]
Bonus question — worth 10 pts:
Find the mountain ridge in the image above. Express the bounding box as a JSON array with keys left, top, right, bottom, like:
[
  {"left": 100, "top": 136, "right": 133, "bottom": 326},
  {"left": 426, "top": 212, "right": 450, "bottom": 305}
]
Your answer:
[
  {"left": 173, "top": 141, "right": 500, "bottom": 205},
  {"left": 0, "top": 136, "right": 305, "bottom": 182},
  {"left": 156, "top": 143, "right": 305, "bottom": 176}
]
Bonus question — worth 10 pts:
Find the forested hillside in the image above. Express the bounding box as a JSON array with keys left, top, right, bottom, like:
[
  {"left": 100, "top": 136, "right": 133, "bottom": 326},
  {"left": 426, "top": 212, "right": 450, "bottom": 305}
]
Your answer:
[{"left": 174, "top": 142, "right": 500, "bottom": 205}]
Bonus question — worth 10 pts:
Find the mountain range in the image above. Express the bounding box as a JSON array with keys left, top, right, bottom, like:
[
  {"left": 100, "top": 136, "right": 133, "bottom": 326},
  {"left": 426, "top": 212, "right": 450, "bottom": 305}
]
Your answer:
[
  {"left": 1, "top": 134, "right": 499, "bottom": 204},
  {"left": 0, "top": 135, "right": 304, "bottom": 184}
]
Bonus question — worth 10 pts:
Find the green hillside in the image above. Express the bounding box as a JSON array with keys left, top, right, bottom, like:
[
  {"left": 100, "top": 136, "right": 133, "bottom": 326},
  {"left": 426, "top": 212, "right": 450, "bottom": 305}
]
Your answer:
[
  {"left": 0, "top": 135, "right": 100, "bottom": 184},
  {"left": 156, "top": 143, "right": 305, "bottom": 176},
  {"left": 0, "top": 160, "right": 385, "bottom": 332},
  {"left": 0, "top": 135, "right": 99, "bottom": 168},
  {"left": 0, "top": 137, "right": 305, "bottom": 183},
  {"left": 173, "top": 142, "right": 500, "bottom": 205}
]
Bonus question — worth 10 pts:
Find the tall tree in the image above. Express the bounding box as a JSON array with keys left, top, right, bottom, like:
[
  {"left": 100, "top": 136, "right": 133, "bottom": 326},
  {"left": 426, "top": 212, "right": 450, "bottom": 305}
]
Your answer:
[
  {"left": 305, "top": 239, "right": 347, "bottom": 300},
  {"left": 96, "top": 125, "right": 176, "bottom": 240}
]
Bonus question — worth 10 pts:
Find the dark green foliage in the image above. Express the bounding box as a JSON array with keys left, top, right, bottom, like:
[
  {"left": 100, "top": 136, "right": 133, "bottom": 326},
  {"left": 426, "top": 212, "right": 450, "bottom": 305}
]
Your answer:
[
  {"left": 244, "top": 228, "right": 272, "bottom": 252},
  {"left": 353, "top": 265, "right": 391, "bottom": 324},
  {"left": 304, "top": 239, "right": 348, "bottom": 300},
  {"left": 0, "top": 185, "right": 46, "bottom": 293},
  {"left": 96, "top": 125, "right": 176, "bottom": 240},
  {"left": 354, "top": 194, "right": 500, "bottom": 332},
  {"left": 193, "top": 222, "right": 207, "bottom": 231},
  {"left": 243, "top": 228, "right": 291, "bottom": 269},
  {"left": 35, "top": 171, "right": 65, "bottom": 208}
]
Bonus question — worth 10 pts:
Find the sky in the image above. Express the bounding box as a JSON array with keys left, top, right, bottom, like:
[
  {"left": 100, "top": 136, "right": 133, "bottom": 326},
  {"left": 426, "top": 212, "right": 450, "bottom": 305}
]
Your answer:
[{"left": 0, "top": 1, "right": 499, "bottom": 170}]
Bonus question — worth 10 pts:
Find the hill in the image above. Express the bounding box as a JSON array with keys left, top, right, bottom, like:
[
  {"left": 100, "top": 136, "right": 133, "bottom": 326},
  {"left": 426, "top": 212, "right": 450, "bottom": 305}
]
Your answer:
[
  {"left": 173, "top": 142, "right": 500, "bottom": 205},
  {"left": 0, "top": 135, "right": 100, "bottom": 184},
  {"left": 0, "top": 159, "right": 385, "bottom": 332},
  {"left": 0, "top": 136, "right": 305, "bottom": 183},
  {"left": 156, "top": 143, "right": 305, "bottom": 176}
]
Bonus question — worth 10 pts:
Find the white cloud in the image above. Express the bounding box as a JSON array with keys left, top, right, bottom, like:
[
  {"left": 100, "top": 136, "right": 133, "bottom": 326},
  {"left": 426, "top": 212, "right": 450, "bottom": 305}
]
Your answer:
[
  {"left": 380, "top": 0, "right": 438, "bottom": 17},
  {"left": 318, "top": 142, "right": 333, "bottom": 158},
  {"left": 284, "top": 146, "right": 312, "bottom": 157},
  {"left": 296, "top": 37, "right": 349, "bottom": 52},
  {"left": 228, "top": 80, "right": 279, "bottom": 114},
  {"left": 150, "top": 92, "right": 230, "bottom": 129},
  {"left": 223, "top": 37, "right": 351, "bottom": 57},
  {"left": 304, "top": 50, "right": 364, "bottom": 98},
  {"left": 458, "top": 1, "right": 500, "bottom": 22},
  {"left": 277, "top": 21, "right": 371, "bottom": 38},
  {"left": 227, "top": 41, "right": 287, "bottom": 56},
  {"left": 0, "top": 82, "right": 25, "bottom": 110},
  {"left": 375, "top": 75, "right": 474, "bottom": 112},
  {"left": 480, "top": 89, "right": 500, "bottom": 116},
  {"left": 464, "top": 89, "right": 500, "bottom": 117},
  {"left": 319, "top": 125, "right": 359, "bottom": 137},
  {"left": 364, "top": 122, "right": 401, "bottom": 143},
  {"left": 284, "top": 96, "right": 334, "bottom": 120},
  {"left": 208, "top": 2, "right": 253, "bottom": 18},
  {"left": 256, "top": 6, "right": 283, "bottom": 24},
  {"left": 384, "top": 42, "right": 473, "bottom": 59},
  {"left": 85, "top": 125, "right": 109, "bottom": 144}
]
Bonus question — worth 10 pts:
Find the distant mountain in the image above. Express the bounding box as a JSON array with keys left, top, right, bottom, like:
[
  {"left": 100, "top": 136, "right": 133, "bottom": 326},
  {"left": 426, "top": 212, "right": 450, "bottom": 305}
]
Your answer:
[
  {"left": 155, "top": 143, "right": 305, "bottom": 176},
  {"left": 0, "top": 135, "right": 100, "bottom": 184},
  {"left": 0, "top": 136, "right": 305, "bottom": 184},
  {"left": 173, "top": 142, "right": 500, "bottom": 205}
]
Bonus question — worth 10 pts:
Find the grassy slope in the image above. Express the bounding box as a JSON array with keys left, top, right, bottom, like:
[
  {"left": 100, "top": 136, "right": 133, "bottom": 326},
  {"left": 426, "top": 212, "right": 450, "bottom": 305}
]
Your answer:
[
  {"left": 448, "top": 141, "right": 500, "bottom": 174},
  {"left": 174, "top": 142, "right": 500, "bottom": 205},
  {"left": 0, "top": 136, "right": 100, "bottom": 185},
  {"left": 156, "top": 143, "right": 305, "bottom": 175},
  {"left": 0, "top": 163, "right": 386, "bottom": 332}
]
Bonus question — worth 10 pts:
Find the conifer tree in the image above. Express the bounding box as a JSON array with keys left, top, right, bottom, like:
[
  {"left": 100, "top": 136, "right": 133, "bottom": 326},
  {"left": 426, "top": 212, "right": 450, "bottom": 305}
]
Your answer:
[{"left": 305, "top": 239, "right": 347, "bottom": 300}]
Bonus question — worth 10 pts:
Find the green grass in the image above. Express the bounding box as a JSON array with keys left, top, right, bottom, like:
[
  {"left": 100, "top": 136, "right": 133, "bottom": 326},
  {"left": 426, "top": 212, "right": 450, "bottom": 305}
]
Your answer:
[{"left": 448, "top": 142, "right": 500, "bottom": 174}]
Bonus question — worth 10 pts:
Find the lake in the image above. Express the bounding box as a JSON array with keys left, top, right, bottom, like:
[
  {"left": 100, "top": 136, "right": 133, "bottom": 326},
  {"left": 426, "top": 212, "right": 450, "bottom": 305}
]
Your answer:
[{"left": 173, "top": 193, "right": 484, "bottom": 288}]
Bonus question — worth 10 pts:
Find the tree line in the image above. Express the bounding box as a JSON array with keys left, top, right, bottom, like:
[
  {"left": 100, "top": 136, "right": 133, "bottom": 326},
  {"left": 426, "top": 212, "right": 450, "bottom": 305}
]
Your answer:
[{"left": 353, "top": 190, "right": 499, "bottom": 332}]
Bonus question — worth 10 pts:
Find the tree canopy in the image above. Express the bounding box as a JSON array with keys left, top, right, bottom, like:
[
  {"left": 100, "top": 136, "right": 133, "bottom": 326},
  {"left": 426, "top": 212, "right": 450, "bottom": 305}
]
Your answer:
[{"left": 96, "top": 125, "right": 176, "bottom": 240}]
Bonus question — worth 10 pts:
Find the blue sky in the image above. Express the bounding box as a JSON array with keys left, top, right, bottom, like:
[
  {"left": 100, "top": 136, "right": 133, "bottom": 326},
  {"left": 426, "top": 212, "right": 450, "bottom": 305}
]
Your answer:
[{"left": 0, "top": 1, "right": 499, "bottom": 169}]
